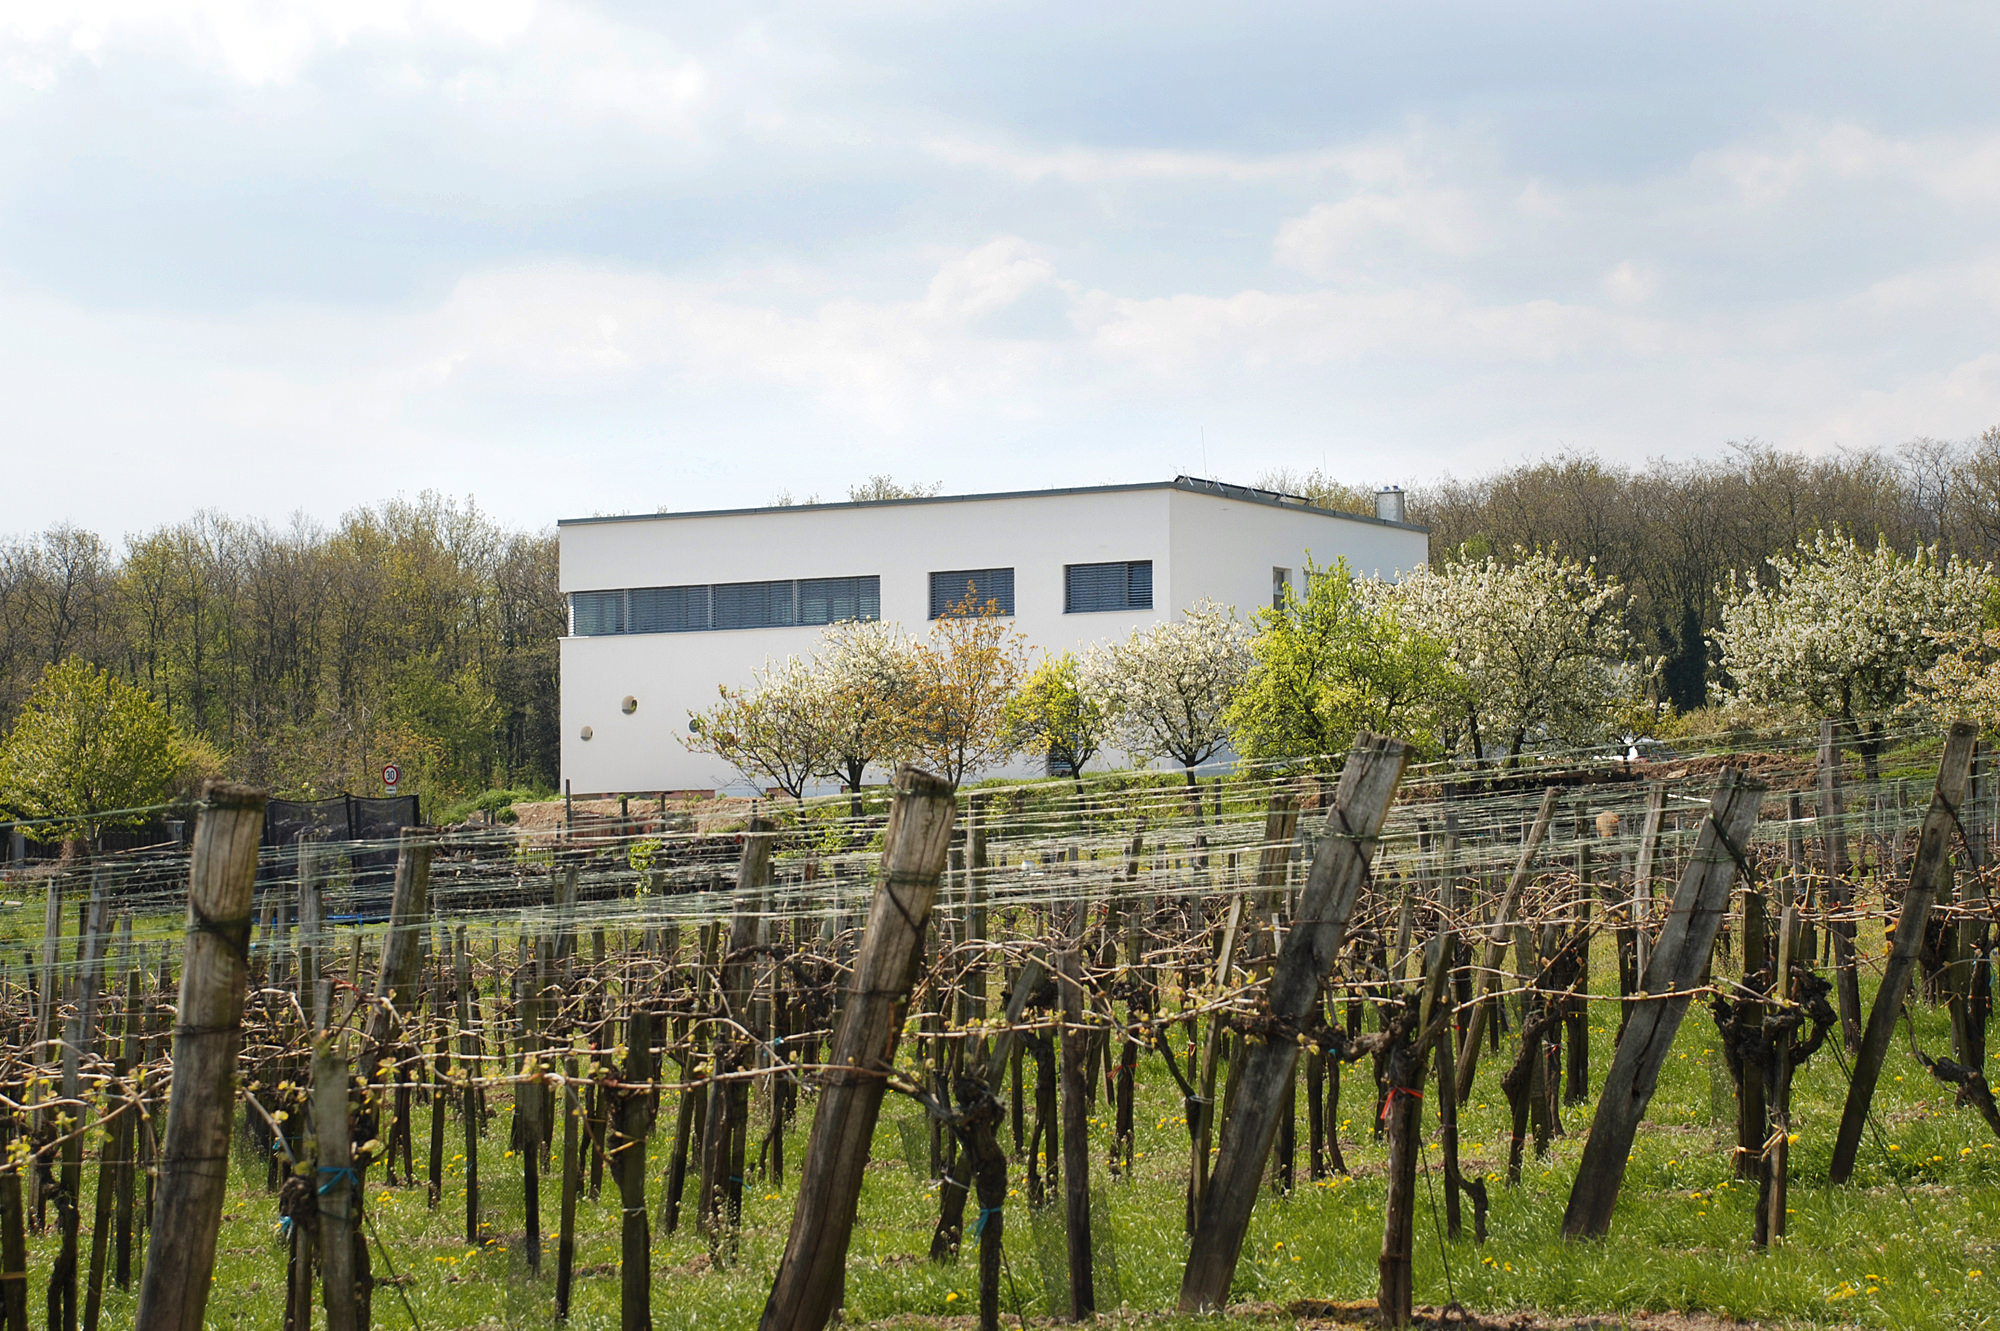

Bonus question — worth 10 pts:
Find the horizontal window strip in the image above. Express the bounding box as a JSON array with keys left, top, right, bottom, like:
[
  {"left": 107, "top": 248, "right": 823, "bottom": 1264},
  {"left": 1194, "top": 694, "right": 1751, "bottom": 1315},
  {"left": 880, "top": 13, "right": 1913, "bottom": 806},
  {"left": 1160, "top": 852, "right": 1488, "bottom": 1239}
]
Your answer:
[{"left": 569, "top": 575, "right": 879, "bottom": 636}]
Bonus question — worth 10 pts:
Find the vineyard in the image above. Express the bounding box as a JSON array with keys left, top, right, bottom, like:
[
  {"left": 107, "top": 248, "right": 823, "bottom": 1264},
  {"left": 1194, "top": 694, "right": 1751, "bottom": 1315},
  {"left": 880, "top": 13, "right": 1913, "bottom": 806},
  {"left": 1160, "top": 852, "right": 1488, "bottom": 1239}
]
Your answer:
[{"left": 3, "top": 721, "right": 1998, "bottom": 1330}]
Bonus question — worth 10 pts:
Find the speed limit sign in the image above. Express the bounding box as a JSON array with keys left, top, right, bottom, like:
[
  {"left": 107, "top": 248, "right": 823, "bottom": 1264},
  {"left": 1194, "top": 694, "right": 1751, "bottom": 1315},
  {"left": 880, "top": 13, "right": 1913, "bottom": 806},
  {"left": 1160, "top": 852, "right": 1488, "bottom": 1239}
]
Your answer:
[{"left": 383, "top": 763, "right": 401, "bottom": 792}]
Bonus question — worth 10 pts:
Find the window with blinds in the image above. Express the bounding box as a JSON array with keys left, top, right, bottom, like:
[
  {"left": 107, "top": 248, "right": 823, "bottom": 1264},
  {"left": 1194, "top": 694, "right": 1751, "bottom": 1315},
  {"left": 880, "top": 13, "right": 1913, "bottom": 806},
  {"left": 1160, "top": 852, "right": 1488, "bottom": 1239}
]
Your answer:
[
  {"left": 929, "top": 567, "right": 1014, "bottom": 619},
  {"left": 1064, "top": 560, "right": 1153, "bottom": 613},
  {"left": 569, "top": 575, "right": 879, "bottom": 636}
]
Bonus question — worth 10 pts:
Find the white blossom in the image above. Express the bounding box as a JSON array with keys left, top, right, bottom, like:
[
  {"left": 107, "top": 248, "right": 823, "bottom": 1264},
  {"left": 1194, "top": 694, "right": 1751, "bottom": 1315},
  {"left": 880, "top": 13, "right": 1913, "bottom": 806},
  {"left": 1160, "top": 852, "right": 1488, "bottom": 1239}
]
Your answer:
[
  {"left": 1096, "top": 601, "right": 1250, "bottom": 780},
  {"left": 1385, "top": 549, "right": 1633, "bottom": 763},
  {"left": 1716, "top": 531, "right": 1990, "bottom": 748}
]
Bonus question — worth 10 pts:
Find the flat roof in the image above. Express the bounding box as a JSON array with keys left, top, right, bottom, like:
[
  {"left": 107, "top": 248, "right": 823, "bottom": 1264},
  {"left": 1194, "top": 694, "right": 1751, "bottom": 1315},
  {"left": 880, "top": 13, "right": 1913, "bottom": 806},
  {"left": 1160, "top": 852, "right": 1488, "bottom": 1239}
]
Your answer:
[{"left": 559, "top": 475, "right": 1427, "bottom": 533}]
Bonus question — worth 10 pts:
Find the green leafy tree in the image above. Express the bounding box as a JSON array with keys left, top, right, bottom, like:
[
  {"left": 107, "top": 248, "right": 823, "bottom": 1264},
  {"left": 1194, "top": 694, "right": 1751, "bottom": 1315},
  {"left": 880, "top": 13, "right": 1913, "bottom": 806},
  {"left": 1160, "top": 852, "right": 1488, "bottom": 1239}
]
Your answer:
[
  {"left": 0, "top": 658, "right": 213, "bottom": 844},
  {"left": 1006, "top": 651, "right": 1111, "bottom": 792},
  {"left": 1226, "top": 557, "right": 1457, "bottom": 765}
]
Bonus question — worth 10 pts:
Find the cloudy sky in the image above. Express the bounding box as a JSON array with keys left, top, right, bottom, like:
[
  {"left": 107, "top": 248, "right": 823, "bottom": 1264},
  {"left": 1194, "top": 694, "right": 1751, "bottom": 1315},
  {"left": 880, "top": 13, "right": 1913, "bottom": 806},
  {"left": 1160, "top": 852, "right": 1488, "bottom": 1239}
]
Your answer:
[{"left": 5, "top": 2, "right": 1999, "bottom": 536}]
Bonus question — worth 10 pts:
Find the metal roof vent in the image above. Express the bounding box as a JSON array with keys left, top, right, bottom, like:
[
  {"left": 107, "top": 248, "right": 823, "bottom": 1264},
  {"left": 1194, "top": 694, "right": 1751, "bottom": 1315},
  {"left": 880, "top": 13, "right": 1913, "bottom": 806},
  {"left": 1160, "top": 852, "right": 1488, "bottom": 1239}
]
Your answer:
[{"left": 1375, "top": 486, "right": 1406, "bottom": 524}]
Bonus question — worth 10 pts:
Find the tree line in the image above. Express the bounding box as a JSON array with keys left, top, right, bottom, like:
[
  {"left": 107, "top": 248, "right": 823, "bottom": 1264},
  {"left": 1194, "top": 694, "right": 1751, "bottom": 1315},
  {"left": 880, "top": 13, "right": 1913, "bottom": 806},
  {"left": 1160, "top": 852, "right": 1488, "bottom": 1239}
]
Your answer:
[{"left": 0, "top": 494, "right": 562, "bottom": 822}]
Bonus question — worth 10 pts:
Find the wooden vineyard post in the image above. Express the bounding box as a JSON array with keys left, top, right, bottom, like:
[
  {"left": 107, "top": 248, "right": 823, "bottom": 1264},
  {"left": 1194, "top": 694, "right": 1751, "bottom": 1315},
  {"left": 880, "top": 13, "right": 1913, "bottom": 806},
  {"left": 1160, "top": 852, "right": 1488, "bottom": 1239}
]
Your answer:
[
  {"left": 612, "top": 1008, "right": 656, "bottom": 1331},
  {"left": 1567, "top": 810, "right": 1593, "bottom": 1104},
  {"left": 313, "top": 1038, "right": 359, "bottom": 1331},
  {"left": 1734, "top": 880, "right": 1767, "bottom": 1181},
  {"left": 0, "top": 1132, "right": 23, "bottom": 1331},
  {"left": 1829, "top": 720, "right": 1977, "bottom": 1183},
  {"left": 1186, "top": 889, "right": 1245, "bottom": 1232},
  {"left": 1059, "top": 902, "right": 1094, "bottom": 1319},
  {"left": 1560, "top": 768, "right": 1764, "bottom": 1239},
  {"left": 1630, "top": 783, "right": 1667, "bottom": 990},
  {"left": 133, "top": 781, "right": 266, "bottom": 1331},
  {"left": 298, "top": 834, "right": 325, "bottom": 1029},
  {"left": 1454, "top": 785, "right": 1559, "bottom": 1102},
  {"left": 55, "top": 873, "right": 110, "bottom": 1331},
  {"left": 1178, "top": 733, "right": 1411, "bottom": 1313},
  {"left": 428, "top": 948, "right": 449, "bottom": 1210},
  {"left": 758, "top": 765, "right": 958, "bottom": 1331},
  {"left": 520, "top": 945, "right": 545, "bottom": 1275},
  {"left": 701, "top": 821, "right": 773, "bottom": 1255},
  {"left": 455, "top": 925, "right": 480, "bottom": 1245},
  {"left": 1819, "top": 720, "right": 1863, "bottom": 1048},
  {"left": 1757, "top": 904, "right": 1797, "bottom": 1248},
  {"left": 556, "top": 1056, "right": 581, "bottom": 1321},
  {"left": 1378, "top": 933, "right": 1454, "bottom": 1328}
]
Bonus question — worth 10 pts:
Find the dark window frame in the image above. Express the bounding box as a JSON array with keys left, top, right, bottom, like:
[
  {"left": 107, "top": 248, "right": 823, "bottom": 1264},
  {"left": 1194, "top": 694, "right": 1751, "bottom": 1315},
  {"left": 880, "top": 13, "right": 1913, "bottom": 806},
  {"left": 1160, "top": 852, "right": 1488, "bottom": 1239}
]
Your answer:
[
  {"left": 569, "top": 575, "right": 880, "bottom": 636},
  {"left": 1063, "top": 559, "right": 1154, "bottom": 614},
  {"left": 929, "top": 567, "right": 1015, "bottom": 619}
]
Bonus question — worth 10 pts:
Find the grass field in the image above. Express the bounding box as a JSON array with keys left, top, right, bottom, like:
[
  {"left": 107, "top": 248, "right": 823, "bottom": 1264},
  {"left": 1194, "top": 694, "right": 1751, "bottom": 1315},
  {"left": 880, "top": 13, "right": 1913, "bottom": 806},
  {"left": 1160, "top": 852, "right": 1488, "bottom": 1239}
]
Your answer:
[{"left": 16, "top": 925, "right": 1999, "bottom": 1331}]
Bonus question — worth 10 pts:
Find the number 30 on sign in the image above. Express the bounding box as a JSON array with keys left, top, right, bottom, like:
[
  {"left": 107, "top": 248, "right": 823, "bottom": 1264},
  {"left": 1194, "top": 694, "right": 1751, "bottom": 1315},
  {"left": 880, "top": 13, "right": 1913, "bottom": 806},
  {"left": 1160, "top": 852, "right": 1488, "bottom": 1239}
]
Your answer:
[{"left": 383, "top": 763, "right": 401, "bottom": 792}]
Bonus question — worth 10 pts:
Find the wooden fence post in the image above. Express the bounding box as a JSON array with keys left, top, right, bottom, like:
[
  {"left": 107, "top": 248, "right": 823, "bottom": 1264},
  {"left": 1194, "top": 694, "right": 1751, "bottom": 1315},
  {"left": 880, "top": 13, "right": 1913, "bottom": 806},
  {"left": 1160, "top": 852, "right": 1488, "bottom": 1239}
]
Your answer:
[
  {"left": 1630, "top": 783, "right": 1667, "bottom": 986},
  {"left": 1178, "top": 734, "right": 1411, "bottom": 1313},
  {"left": 133, "top": 782, "right": 267, "bottom": 1331},
  {"left": 313, "top": 1037, "right": 359, "bottom": 1331},
  {"left": 1819, "top": 720, "right": 1863, "bottom": 1048},
  {"left": 1453, "top": 785, "right": 1559, "bottom": 1103},
  {"left": 1756, "top": 904, "right": 1797, "bottom": 1248},
  {"left": 1185, "top": 888, "right": 1245, "bottom": 1233},
  {"left": 1829, "top": 720, "right": 1978, "bottom": 1183},
  {"left": 758, "top": 766, "right": 957, "bottom": 1331},
  {"left": 1378, "top": 932, "right": 1455, "bottom": 1327},
  {"left": 1059, "top": 902, "right": 1094, "bottom": 1320},
  {"left": 613, "top": 1007, "right": 656, "bottom": 1331},
  {"left": 1560, "top": 769, "right": 1763, "bottom": 1239},
  {"left": 701, "top": 821, "right": 773, "bottom": 1254}
]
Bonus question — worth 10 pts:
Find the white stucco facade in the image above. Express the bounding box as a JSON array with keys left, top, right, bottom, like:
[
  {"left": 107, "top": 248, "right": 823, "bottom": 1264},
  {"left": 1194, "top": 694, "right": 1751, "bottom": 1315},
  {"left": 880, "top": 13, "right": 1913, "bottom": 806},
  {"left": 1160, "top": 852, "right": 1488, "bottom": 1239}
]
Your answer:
[{"left": 558, "top": 478, "right": 1428, "bottom": 795}]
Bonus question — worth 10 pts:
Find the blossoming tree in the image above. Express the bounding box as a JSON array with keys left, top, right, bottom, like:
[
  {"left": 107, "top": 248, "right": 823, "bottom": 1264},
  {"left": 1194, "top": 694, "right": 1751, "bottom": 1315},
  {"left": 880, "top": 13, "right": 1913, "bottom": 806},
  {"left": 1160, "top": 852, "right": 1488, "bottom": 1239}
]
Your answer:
[
  {"left": 1389, "top": 548, "right": 1633, "bottom": 765},
  {"left": 1098, "top": 601, "right": 1250, "bottom": 814},
  {"left": 1716, "top": 530, "right": 1990, "bottom": 769}
]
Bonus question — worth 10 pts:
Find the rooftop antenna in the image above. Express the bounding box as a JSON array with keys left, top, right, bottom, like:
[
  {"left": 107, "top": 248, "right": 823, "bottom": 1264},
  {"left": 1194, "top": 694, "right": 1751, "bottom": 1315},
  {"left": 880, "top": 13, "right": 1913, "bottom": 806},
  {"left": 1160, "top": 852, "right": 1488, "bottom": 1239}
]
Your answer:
[{"left": 1201, "top": 426, "right": 1209, "bottom": 478}]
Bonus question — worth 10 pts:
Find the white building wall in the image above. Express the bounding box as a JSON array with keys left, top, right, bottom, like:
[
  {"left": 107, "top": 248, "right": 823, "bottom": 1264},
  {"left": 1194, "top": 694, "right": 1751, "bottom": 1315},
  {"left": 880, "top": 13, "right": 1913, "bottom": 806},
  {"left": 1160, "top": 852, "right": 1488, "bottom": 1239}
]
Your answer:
[{"left": 559, "top": 483, "right": 1427, "bottom": 795}]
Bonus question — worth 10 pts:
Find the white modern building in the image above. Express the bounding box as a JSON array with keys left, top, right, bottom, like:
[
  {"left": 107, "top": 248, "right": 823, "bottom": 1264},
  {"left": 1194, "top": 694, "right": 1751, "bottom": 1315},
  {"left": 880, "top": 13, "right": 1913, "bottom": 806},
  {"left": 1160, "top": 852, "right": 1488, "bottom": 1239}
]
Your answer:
[{"left": 558, "top": 477, "right": 1429, "bottom": 795}]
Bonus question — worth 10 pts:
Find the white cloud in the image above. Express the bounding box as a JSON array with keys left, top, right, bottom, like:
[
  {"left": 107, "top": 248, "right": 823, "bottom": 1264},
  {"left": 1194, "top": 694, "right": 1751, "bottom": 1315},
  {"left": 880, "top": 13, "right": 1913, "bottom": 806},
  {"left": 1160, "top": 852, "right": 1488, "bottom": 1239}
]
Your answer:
[
  {"left": 1701, "top": 120, "right": 2000, "bottom": 208},
  {"left": 1273, "top": 188, "right": 1484, "bottom": 275},
  {"left": 2, "top": 0, "right": 538, "bottom": 86},
  {"left": 1601, "top": 261, "right": 1658, "bottom": 305}
]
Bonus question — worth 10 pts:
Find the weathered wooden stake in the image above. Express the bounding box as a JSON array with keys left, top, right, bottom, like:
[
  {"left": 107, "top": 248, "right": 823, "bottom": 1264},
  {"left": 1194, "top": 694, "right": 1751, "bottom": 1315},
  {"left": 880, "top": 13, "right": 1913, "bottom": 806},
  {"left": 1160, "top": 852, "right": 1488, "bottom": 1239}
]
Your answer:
[
  {"left": 313, "top": 1035, "right": 359, "bottom": 1331},
  {"left": 1818, "top": 720, "right": 1863, "bottom": 1048},
  {"left": 133, "top": 782, "right": 266, "bottom": 1331},
  {"left": 1058, "top": 905, "right": 1094, "bottom": 1320},
  {"left": 1561, "top": 769, "right": 1763, "bottom": 1239},
  {"left": 1453, "top": 786, "right": 1558, "bottom": 1102},
  {"left": 1830, "top": 720, "right": 1977, "bottom": 1183},
  {"left": 1378, "top": 933, "right": 1454, "bottom": 1327},
  {"left": 556, "top": 1058, "right": 581, "bottom": 1320},
  {"left": 1179, "top": 734, "right": 1411, "bottom": 1313},
  {"left": 613, "top": 1008, "right": 657, "bottom": 1331},
  {"left": 758, "top": 766, "right": 957, "bottom": 1331},
  {"left": 456, "top": 926, "right": 480, "bottom": 1244}
]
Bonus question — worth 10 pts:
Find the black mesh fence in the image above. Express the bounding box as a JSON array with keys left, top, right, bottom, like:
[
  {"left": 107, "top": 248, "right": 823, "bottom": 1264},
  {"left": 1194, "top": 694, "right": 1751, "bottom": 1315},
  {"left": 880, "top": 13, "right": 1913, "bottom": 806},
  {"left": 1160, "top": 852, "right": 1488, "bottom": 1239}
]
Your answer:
[{"left": 261, "top": 794, "right": 422, "bottom": 916}]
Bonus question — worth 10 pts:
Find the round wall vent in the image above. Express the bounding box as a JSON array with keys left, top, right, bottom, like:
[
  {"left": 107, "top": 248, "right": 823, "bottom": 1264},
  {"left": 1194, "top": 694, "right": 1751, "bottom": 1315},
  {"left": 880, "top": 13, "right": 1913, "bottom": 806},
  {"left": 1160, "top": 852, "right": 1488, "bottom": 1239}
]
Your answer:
[
  {"left": 579, "top": 725, "right": 594, "bottom": 741},
  {"left": 621, "top": 695, "right": 638, "bottom": 714}
]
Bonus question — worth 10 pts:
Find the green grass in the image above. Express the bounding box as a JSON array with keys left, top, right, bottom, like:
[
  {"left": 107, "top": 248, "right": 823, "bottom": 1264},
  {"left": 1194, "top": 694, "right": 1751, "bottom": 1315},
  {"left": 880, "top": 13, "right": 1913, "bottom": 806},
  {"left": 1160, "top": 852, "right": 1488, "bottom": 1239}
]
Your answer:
[{"left": 23, "top": 957, "right": 2000, "bottom": 1331}]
